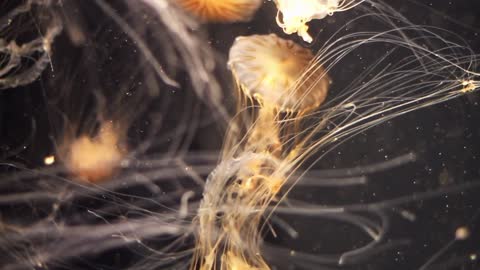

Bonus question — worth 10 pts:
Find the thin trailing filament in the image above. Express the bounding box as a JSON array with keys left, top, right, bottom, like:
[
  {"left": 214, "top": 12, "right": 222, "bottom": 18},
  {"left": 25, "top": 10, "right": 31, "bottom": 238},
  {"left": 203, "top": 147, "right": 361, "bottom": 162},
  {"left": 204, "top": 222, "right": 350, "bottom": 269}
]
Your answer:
[
  {"left": 175, "top": 0, "right": 262, "bottom": 23},
  {"left": 1, "top": 1, "right": 480, "bottom": 269},
  {"left": 228, "top": 34, "right": 330, "bottom": 113},
  {"left": 194, "top": 152, "right": 284, "bottom": 270},
  {"left": 274, "top": 0, "right": 364, "bottom": 42},
  {"left": 195, "top": 3, "right": 480, "bottom": 268}
]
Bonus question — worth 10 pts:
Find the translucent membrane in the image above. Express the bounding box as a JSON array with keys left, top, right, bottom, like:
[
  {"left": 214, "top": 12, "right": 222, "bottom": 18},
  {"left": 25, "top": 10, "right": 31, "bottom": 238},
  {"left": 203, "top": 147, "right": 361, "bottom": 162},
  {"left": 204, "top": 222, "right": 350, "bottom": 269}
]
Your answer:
[
  {"left": 228, "top": 34, "right": 330, "bottom": 112},
  {"left": 274, "top": 0, "right": 364, "bottom": 42}
]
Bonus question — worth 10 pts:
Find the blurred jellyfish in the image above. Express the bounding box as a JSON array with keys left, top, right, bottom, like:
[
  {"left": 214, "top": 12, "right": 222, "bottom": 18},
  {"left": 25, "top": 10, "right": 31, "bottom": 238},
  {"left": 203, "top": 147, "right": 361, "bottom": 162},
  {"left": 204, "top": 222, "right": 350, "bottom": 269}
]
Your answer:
[
  {"left": 58, "top": 121, "right": 127, "bottom": 183},
  {"left": 0, "top": 1, "right": 223, "bottom": 268},
  {"left": 174, "top": 0, "right": 262, "bottom": 23},
  {"left": 0, "top": 0, "right": 62, "bottom": 89},
  {"left": 274, "top": 0, "right": 364, "bottom": 42},
  {"left": 95, "top": 0, "right": 227, "bottom": 117}
]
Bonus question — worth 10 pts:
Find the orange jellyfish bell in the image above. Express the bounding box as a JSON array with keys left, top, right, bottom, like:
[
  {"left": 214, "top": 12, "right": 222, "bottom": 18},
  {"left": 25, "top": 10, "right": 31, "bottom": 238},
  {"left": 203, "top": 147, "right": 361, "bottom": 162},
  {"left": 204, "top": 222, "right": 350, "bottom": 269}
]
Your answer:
[
  {"left": 228, "top": 34, "right": 330, "bottom": 112},
  {"left": 62, "top": 121, "right": 126, "bottom": 183},
  {"left": 175, "top": 0, "right": 262, "bottom": 23}
]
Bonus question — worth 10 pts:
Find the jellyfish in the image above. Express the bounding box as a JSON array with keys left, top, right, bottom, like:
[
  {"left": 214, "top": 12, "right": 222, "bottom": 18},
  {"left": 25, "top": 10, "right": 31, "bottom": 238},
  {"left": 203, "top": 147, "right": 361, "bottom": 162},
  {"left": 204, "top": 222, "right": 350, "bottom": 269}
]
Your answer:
[
  {"left": 57, "top": 120, "right": 127, "bottom": 183},
  {"left": 0, "top": 0, "right": 479, "bottom": 270},
  {"left": 191, "top": 34, "right": 333, "bottom": 270},
  {"left": 228, "top": 34, "right": 331, "bottom": 156},
  {"left": 0, "top": 0, "right": 62, "bottom": 89},
  {"left": 273, "top": 0, "right": 364, "bottom": 42},
  {"left": 192, "top": 1, "right": 480, "bottom": 269},
  {"left": 175, "top": 0, "right": 262, "bottom": 23},
  {"left": 0, "top": 1, "right": 220, "bottom": 268},
  {"left": 228, "top": 34, "right": 330, "bottom": 113},
  {"left": 44, "top": 58, "right": 143, "bottom": 185}
]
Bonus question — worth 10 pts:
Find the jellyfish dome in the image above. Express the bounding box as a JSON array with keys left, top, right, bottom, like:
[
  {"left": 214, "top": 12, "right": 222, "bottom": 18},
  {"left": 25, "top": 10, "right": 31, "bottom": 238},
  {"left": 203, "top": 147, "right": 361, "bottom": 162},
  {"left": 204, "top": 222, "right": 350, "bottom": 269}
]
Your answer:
[
  {"left": 228, "top": 34, "right": 330, "bottom": 112},
  {"left": 63, "top": 121, "right": 126, "bottom": 183},
  {"left": 275, "top": 0, "right": 342, "bottom": 42},
  {"left": 175, "top": 0, "right": 262, "bottom": 23}
]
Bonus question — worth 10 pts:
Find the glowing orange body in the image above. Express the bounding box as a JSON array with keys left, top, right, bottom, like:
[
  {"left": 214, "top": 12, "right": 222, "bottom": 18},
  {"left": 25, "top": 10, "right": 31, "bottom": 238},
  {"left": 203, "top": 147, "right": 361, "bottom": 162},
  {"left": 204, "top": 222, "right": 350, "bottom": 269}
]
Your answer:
[
  {"left": 175, "top": 0, "right": 261, "bottom": 22},
  {"left": 229, "top": 34, "right": 330, "bottom": 112},
  {"left": 65, "top": 122, "right": 125, "bottom": 183}
]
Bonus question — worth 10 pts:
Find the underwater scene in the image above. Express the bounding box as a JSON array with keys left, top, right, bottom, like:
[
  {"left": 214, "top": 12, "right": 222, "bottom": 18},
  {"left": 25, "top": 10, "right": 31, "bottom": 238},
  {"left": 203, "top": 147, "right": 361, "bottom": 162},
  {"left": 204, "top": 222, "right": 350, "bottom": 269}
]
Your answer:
[{"left": 0, "top": 0, "right": 479, "bottom": 269}]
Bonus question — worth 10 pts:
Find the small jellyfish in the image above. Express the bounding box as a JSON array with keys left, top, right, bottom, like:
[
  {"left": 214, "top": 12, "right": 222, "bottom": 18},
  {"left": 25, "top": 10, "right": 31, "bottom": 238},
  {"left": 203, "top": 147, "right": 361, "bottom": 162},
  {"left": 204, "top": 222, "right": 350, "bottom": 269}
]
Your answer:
[
  {"left": 455, "top": 226, "right": 470, "bottom": 241},
  {"left": 60, "top": 121, "right": 127, "bottom": 183},
  {"left": 274, "top": 0, "right": 362, "bottom": 42},
  {"left": 175, "top": 0, "right": 262, "bottom": 23},
  {"left": 228, "top": 34, "right": 330, "bottom": 113}
]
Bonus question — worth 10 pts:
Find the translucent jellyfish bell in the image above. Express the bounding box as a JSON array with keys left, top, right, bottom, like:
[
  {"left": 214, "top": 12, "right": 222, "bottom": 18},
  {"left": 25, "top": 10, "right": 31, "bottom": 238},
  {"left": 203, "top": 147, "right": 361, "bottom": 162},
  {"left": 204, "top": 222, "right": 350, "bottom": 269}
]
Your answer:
[
  {"left": 62, "top": 121, "right": 127, "bottom": 183},
  {"left": 274, "top": 0, "right": 358, "bottom": 42},
  {"left": 228, "top": 34, "right": 330, "bottom": 112},
  {"left": 175, "top": 0, "right": 262, "bottom": 23}
]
